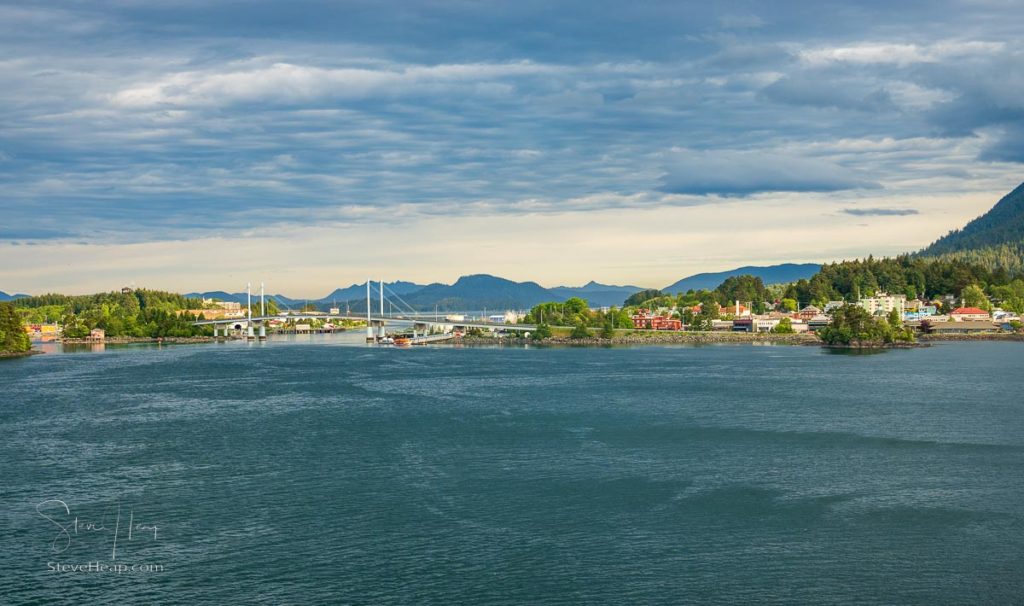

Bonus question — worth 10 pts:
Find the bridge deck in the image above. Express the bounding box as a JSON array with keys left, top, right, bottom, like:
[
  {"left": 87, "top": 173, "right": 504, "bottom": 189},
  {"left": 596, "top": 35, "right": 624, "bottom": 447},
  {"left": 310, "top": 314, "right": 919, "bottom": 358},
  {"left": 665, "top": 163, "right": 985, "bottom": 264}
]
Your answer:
[{"left": 192, "top": 314, "right": 536, "bottom": 332}]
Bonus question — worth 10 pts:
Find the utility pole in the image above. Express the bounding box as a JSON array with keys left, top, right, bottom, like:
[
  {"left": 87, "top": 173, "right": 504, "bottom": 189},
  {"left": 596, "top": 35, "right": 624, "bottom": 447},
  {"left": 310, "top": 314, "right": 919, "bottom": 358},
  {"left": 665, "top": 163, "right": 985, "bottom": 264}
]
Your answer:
[
  {"left": 246, "top": 282, "right": 254, "bottom": 339},
  {"left": 366, "top": 280, "right": 372, "bottom": 341},
  {"left": 259, "top": 282, "right": 266, "bottom": 340}
]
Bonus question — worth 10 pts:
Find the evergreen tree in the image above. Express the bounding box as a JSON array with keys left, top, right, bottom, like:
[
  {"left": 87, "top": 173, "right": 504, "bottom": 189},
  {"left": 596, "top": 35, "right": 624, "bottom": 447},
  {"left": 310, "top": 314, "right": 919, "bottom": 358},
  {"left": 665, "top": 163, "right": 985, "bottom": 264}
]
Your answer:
[{"left": 0, "top": 302, "right": 31, "bottom": 353}]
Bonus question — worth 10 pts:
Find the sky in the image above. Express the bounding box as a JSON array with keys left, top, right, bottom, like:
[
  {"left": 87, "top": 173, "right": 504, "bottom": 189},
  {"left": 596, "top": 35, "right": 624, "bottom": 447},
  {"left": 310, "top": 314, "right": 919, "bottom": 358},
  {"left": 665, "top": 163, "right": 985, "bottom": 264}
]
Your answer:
[{"left": 1, "top": 0, "right": 1023, "bottom": 296}]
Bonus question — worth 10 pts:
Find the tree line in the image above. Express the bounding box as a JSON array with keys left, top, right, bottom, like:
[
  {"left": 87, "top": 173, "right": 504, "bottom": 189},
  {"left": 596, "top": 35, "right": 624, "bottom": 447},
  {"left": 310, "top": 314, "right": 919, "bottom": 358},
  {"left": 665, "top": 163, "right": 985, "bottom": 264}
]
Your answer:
[
  {"left": 12, "top": 289, "right": 214, "bottom": 338},
  {"left": 0, "top": 302, "right": 31, "bottom": 353}
]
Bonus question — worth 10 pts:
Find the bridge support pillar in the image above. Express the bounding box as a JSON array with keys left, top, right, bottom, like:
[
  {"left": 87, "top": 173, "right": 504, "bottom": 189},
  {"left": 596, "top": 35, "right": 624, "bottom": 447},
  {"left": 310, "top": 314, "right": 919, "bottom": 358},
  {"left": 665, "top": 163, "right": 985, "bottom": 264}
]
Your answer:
[
  {"left": 259, "top": 324, "right": 266, "bottom": 340},
  {"left": 247, "top": 325, "right": 254, "bottom": 339},
  {"left": 213, "top": 326, "right": 218, "bottom": 337}
]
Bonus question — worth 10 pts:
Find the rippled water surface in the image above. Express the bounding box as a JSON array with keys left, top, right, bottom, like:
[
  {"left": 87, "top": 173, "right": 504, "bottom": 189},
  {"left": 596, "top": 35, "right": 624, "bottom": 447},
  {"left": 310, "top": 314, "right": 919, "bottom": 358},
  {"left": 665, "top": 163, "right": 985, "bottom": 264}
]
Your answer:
[{"left": 2, "top": 338, "right": 1024, "bottom": 604}]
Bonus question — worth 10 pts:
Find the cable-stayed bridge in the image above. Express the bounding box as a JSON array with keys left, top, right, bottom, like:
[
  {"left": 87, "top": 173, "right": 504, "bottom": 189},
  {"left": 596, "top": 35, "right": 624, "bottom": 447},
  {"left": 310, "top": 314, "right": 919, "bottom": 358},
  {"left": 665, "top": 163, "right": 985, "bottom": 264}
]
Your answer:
[{"left": 191, "top": 280, "right": 536, "bottom": 342}]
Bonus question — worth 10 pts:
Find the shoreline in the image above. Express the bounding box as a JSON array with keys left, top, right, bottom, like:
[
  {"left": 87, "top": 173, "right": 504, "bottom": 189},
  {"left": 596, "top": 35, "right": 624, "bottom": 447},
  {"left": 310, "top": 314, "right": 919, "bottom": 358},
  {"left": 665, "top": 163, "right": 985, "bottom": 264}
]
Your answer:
[
  {"left": 458, "top": 332, "right": 821, "bottom": 346},
  {"left": 459, "top": 331, "right": 1023, "bottom": 347},
  {"left": 45, "top": 331, "right": 1024, "bottom": 350},
  {"left": 919, "top": 333, "right": 1024, "bottom": 342},
  {"left": 59, "top": 336, "right": 219, "bottom": 345},
  {"left": 0, "top": 348, "right": 44, "bottom": 359}
]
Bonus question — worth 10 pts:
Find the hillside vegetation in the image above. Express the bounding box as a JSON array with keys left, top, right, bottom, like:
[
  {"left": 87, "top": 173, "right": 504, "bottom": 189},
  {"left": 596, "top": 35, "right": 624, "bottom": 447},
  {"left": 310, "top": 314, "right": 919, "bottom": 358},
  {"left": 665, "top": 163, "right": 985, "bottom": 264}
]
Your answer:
[
  {"left": 13, "top": 289, "right": 212, "bottom": 338},
  {"left": 0, "top": 302, "right": 31, "bottom": 353},
  {"left": 919, "top": 183, "right": 1024, "bottom": 273}
]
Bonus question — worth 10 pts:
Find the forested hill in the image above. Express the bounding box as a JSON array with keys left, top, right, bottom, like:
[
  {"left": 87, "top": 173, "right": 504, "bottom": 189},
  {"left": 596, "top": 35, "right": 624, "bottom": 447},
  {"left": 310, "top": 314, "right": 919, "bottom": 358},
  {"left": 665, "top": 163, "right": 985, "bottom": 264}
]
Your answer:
[
  {"left": 921, "top": 180, "right": 1024, "bottom": 260},
  {"left": 12, "top": 289, "right": 212, "bottom": 338}
]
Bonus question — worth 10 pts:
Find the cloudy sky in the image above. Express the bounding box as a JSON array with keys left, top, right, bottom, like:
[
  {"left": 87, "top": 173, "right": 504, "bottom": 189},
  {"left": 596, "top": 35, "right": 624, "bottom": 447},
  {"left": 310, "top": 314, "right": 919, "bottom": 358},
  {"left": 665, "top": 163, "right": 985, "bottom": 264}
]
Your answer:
[{"left": 1, "top": 0, "right": 1022, "bottom": 296}]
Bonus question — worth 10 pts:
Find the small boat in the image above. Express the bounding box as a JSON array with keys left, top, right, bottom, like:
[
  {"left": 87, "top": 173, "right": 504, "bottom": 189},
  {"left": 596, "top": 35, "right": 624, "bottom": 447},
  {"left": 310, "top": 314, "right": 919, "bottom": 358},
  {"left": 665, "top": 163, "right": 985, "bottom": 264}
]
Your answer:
[
  {"left": 378, "top": 336, "right": 394, "bottom": 345},
  {"left": 393, "top": 337, "right": 411, "bottom": 347}
]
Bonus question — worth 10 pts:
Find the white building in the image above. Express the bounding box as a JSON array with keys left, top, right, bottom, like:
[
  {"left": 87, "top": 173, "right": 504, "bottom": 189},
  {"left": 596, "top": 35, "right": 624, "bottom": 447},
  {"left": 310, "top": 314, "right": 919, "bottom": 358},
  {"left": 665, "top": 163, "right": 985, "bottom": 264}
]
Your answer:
[
  {"left": 824, "top": 300, "right": 846, "bottom": 314},
  {"left": 859, "top": 292, "right": 906, "bottom": 317}
]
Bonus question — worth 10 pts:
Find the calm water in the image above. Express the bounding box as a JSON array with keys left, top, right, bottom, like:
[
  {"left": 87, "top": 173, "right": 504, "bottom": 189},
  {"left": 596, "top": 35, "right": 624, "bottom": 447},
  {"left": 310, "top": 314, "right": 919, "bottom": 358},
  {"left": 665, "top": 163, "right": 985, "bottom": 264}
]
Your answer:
[{"left": 2, "top": 339, "right": 1024, "bottom": 605}]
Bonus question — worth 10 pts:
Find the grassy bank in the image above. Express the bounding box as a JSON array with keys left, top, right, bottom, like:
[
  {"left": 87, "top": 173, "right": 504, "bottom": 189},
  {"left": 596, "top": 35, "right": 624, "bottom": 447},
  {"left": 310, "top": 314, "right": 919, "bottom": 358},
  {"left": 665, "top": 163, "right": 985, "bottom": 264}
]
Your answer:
[{"left": 60, "top": 336, "right": 218, "bottom": 344}]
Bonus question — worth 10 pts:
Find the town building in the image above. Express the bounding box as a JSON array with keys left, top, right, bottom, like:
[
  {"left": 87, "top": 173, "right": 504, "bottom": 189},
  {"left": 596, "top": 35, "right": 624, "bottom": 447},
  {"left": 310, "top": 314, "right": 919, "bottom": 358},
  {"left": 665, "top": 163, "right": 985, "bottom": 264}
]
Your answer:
[
  {"left": 796, "top": 305, "right": 821, "bottom": 321},
  {"left": 903, "top": 307, "right": 938, "bottom": 321},
  {"left": 994, "top": 310, "right": 1020, "bottom": 322},
  {"left": 859, "top": 292, "right": 907, "bottom": 317},
  {"left": 927, "top": 320, "right": 998, "bottom": 334},
  {"left": 178, "top": 308, "right": 245, "bottom": 320},
  {"left": 823, "top": 301, "right": 846, "bottom": 314},
  {"left": 24, "top": 323, "right": 61, "bottom": 342},
  {"left": 732, "top": 318, "right": 753, "bottom": 332},
  {"left": 950, "top": 307, "right": 990, "bottom": 321},
  {"left": 807, "top": 315, "right": 831, "bottom": 332},
  {"left": 720, "top": 301, "right": 751, "bottom": 318},
  {"left": 631, "top": 308, "right": 682, "bottom": 330},
  {"left": 201, "top": 298, "right": 242, "bottom": 311}
]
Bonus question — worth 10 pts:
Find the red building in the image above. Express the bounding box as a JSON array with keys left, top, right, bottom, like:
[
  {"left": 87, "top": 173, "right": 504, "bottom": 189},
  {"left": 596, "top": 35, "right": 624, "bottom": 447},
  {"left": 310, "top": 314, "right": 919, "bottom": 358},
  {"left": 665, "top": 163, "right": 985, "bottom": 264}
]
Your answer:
[
  {"left": 631, "top": 308, "right": 682, "bottom": 331},
  {"left": 950, "top": 307, "right": 989, "bottom": 321}
]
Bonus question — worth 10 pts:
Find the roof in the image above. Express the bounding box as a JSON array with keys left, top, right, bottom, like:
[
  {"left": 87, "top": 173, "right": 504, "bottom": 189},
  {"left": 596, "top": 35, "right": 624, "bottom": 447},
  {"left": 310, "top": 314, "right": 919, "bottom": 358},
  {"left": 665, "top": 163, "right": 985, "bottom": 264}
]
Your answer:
[
  {"left": 930, "top": 320, "right": 998, "bottom": 331},
  {"left": 951, "top": 307, "right": 988, "bottom": 315}
]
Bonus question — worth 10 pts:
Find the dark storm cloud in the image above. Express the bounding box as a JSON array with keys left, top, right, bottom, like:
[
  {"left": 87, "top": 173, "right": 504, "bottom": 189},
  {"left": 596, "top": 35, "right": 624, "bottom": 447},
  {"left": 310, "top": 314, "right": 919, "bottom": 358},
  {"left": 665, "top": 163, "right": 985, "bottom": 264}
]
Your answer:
[
  {"left": 660, "top": 150, "right": 880, "bottom": 196},
  {"left": 0, "top": 0, "right": 1021, "bottom": 241},
  {"left": 761, "top": 75, "right": 895, "bottom": 112},
  {"left": 841, "top": 208, "right": 920, "bottom": 217}
]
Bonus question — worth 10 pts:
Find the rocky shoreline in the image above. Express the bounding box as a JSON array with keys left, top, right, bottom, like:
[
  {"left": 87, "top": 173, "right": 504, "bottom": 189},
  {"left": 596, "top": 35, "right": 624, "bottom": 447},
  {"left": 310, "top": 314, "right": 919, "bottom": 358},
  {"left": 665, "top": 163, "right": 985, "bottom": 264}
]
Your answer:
[
  {"left": 457, "top": 332, "right": 822, "bottom": 346},
  {"left": 919, "top": 332, "right": 1024, "bottom": 342},
  {"left": 460, "top": 331, "right": 1023, "bottom": 347},
  {"left": 0, "top": 348, "right": 44, "bottom": 359}
]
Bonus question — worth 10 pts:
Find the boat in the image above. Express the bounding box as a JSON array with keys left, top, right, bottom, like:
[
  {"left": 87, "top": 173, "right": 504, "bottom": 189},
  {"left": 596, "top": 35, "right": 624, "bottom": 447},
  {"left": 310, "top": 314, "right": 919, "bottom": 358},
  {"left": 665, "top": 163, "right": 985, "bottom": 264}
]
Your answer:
[{"left": 393, "top": 337, "right": 411, "bottom": 347}]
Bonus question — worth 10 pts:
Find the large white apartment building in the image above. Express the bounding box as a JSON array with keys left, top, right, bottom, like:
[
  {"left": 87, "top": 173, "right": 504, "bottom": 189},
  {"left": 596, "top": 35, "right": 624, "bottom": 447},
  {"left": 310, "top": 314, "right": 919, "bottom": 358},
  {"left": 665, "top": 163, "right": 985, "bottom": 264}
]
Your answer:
[{"left": 858, "top": 292, "right": 907, "bottom": 317}]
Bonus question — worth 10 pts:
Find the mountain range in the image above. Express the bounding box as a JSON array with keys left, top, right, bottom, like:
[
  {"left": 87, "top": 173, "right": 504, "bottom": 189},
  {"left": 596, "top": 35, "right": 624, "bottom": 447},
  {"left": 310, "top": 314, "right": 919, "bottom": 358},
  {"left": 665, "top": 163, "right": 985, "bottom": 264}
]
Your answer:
[
  {"left": 0, "top": 291, "right": 29, "bottom": 302},
  {"left": 181, "top": 265, "right": 822, "bottom": 312},
  {"left": 661, "top": 263, "right": 822, "bottom": 293}
]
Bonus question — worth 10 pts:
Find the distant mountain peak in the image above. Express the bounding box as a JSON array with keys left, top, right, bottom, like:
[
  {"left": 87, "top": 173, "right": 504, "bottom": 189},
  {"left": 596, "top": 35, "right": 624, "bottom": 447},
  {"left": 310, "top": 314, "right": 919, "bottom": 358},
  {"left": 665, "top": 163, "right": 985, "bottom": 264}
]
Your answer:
[
  {"left": 0, "top": 290, "right": 30, "bottom": 302},
  {"left": 663, "top": 263, "right": 821, "bottom": 293}
]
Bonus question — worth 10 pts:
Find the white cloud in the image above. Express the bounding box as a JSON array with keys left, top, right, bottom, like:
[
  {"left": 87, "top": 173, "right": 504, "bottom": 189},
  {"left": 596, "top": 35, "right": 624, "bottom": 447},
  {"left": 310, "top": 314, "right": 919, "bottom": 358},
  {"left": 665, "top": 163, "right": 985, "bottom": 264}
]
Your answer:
[
  {"left": 109, "top": 60, "right": 566, "bottom": 108},
  {"left": 797, "top": 40, "right": 1005, "bottom": 66}
]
